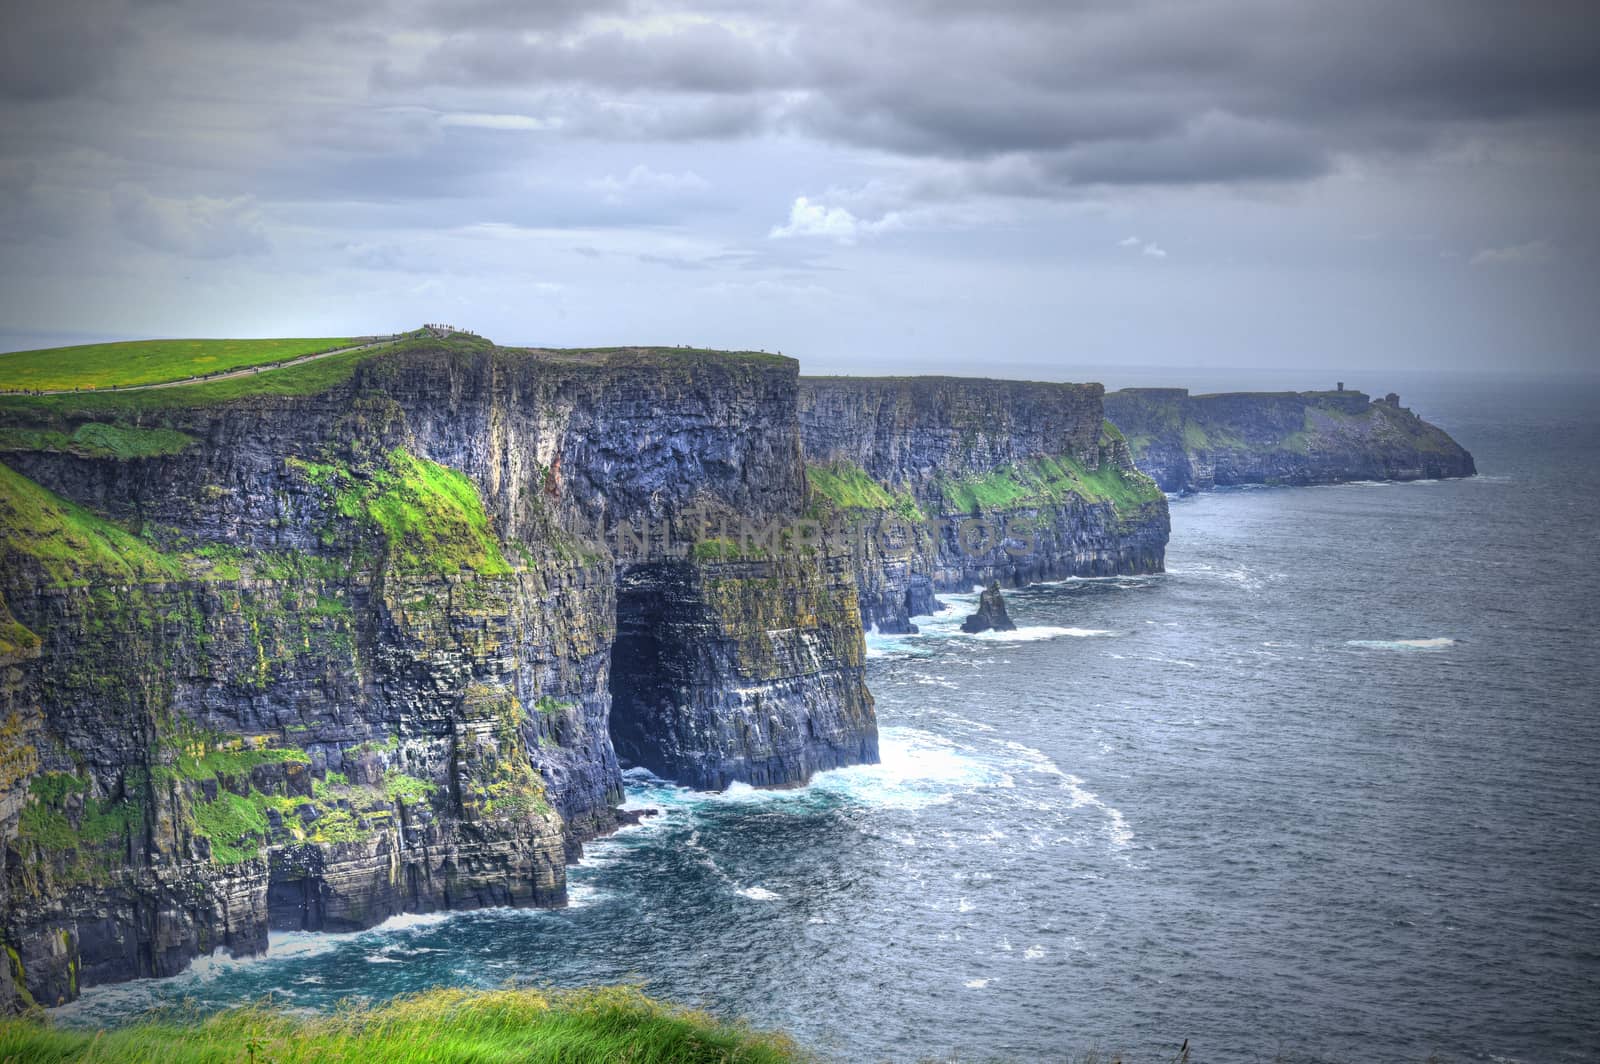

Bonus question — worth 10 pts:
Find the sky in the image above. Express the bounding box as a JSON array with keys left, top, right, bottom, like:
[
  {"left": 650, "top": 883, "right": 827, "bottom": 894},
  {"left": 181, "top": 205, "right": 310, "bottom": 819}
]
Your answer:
[{"left": 1, "top": 0, "right": 1597, "bottom": 377}]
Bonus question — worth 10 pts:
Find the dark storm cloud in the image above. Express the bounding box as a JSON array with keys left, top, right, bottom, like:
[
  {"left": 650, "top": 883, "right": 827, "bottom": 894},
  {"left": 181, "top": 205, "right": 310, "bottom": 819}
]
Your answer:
[
  {"left": 369, "top": 0, "right": 1600, "bottom": 194},
  {"left": 0, "top": 0, "right": 133, "bottom": 100}
]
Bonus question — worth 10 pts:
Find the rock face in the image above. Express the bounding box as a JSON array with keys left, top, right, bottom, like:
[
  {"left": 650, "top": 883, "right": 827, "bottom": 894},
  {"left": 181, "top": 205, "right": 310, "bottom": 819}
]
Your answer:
[
  {"left": 960, "top": 582, "right": 1017, "bottom": 634},
  {"left": 1103, "top": 387, "right": 1476, "bottom": 493},
  {"left": 0, "top": 336, "right": 874, "bottom": 1008},
  {"left": 799, "top": 377, "right": 1170, "bottom": 633}
]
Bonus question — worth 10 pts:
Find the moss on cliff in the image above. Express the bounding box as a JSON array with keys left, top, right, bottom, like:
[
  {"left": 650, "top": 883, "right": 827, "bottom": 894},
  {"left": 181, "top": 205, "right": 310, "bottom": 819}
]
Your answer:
[
  {"left": 293, "top": 448, "right": 512, "bottom": 576},
  {"left": 806, "top": 460, "right": 922, "bottom": 519},
  {"left": 0, "top": 422, "right": 197, "bottom": 459},
  {"left": 0, "top": 461, "right": 182, "bottom": 587},
  {"left": 14, "top": 773, "right": 145, "bottom": 888},
  {"left": 933, "top": 453, "right": 1162, "bottom": 514}
]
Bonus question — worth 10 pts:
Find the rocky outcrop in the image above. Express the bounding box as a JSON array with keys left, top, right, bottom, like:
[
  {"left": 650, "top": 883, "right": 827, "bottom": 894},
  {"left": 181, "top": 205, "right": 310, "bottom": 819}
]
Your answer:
[
  {"left": 961, "top": 582, "right": 1017, "bottom": 634},
  {"left": 799, "top": 377, "right": 1169, "bottom": 633},
  {"left": 1103, "top": 387, "right": 1476, "bottom": 493},
  {"left": 0, "top": 335, "right": 874, "bottom": 1008}
]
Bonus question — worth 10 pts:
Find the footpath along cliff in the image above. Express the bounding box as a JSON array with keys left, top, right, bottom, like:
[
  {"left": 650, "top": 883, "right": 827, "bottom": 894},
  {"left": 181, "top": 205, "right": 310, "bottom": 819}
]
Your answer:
[{"left": 0, "top": 333, "right": 1169, "bottom": 1009}]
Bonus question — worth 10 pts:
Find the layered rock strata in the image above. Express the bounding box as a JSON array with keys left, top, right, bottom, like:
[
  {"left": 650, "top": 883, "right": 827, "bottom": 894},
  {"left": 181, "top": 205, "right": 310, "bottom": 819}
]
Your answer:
[
  {"left": 799, "top": 377, "right": 1169, "bottom": 633},
  {"left": 0, "top": 336, "right": 870, "bottom": 1007}
]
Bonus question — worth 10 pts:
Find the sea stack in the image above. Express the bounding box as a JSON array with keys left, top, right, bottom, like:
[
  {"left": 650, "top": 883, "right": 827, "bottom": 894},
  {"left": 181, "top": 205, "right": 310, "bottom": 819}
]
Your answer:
[{"left": 962, "top": 581, "right": 1018, "bottom": 634}]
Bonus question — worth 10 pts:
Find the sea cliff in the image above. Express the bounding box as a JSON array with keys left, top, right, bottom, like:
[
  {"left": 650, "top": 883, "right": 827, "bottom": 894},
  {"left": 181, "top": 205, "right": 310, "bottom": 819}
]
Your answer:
[
  {"left": 0, "top": 335, "right": 1167, "bottom": 1010},
  {"left": 799, "top": 377, "right": 1168, "bottom": 633},
  {"left": 1103, "top": 387, "right": 1476, "bottom": 493},
  {"left": 0, "top": 335, "right": 875, "bottom": 1008}
]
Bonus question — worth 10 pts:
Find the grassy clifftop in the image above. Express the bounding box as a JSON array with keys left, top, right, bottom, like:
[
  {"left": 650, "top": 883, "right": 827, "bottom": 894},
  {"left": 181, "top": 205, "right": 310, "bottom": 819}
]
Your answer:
[
  {"left": 0, "top": 986, "right": 805, "bottom": 1063},
  {"left": 0, "top": 337, "right": 357, "bottom": 392}
]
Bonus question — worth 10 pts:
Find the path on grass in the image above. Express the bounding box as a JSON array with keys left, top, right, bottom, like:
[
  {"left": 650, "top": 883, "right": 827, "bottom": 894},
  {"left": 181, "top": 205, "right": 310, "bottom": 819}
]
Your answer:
[{"left": 13, "top": 336, "right": 405, "bottom": 397}]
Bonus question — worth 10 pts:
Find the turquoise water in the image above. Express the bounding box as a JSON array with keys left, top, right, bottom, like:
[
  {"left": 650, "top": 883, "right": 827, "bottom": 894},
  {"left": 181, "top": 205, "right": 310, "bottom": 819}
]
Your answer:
[{"left": 61, "top": 376, "right": 1600, "bottom": 1063}]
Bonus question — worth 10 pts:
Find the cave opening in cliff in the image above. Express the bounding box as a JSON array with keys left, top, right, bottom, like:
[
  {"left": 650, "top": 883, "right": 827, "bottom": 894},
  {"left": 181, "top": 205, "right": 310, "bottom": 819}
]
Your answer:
[{"left": 608, "top": 563, "right": 695, "bottom": 786}]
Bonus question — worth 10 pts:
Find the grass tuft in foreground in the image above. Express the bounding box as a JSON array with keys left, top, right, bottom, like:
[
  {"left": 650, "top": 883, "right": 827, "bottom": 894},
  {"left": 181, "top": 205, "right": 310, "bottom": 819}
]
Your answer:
[{"left": 0, "top": 986, "right": 806, "bottom": 1063}]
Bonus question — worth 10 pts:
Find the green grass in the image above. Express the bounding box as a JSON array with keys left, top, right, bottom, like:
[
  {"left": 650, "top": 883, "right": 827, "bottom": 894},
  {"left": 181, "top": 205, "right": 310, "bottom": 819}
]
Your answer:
[
  {"left": 0, "top": 335, "right": 431, "bottom": 418},
  {"left": 294, "top": 448, "right": 512, "bottom": 576},
  {"left": 0, "top": 423, "right": 197, "bottom": 459},
  {"left": 174, "top": 744, "right": 310, "bottom": 783},
  {"left": 0, "top": 986, "right": 805, "bottom": 1063},
  {"left": 191, "top": 791, "right": 270, "bottom": 865},
  {"left": 690, "top": 538, "right": 743, "bottom": 562},
  {"left": 0, "top": 461, "right": 182, "bottom": 587},
  {"left": 382, "top": 771, "right": 436, "bottom": 804},
  {"left": 532, "top": 345, "right": 793, "bottom": 370},
  {"left": 14, "top": 773, "right": 144, "bottom": 881},
  {"left": 936, "top": 454, "right": 1163, "bottom": 514},
  {"left": 0, "top": 337, "right": 356, "bottom": 392},
  {"left": 806, "top": 461, "right": 922, "bottom": 519}
]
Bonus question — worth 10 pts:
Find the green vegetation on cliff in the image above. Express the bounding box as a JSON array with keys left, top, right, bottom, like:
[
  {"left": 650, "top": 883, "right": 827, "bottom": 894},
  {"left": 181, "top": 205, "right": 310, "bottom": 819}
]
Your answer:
[
  {"left": 0, "top": 423, "right": 196, "bottom": 459},
  {"left": 806, "top": 460, "right": 922, "bottom": 519},
  {"left": 934, "top": 454, "right": 1162, "bottom": 514},
  {"left": 0, "top": 986, "right": 805, "bottom": 1063},
  {"left": 0, "top": 462, "right": 181, "bottom": 587},
  {"left": 0, "top": 337, "right": 355, "bottom": 392},
  {"left": 294, "top": 448, "right": 512, "bottom": 576},
  {"left": 14, "top": 773, "right": 144, "bottom": 887}
]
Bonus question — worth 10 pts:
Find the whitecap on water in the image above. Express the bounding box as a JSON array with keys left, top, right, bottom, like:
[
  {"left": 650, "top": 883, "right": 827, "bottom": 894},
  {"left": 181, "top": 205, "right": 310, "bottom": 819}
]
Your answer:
[
  {"left": 735, "top": 885, "right": 781, "bottom": 901},
  {"left": 1346, "top": 637, "right": 1457, "bottom": 651},
  {"left": 370, "top": 910, "right": 453, "bottom": 933},
  {"left": 997, "top": 739, "right": 1134, "bottom": 849},
  {"left": 970, "top": 625, "right": 1116, "bottom": 642}
]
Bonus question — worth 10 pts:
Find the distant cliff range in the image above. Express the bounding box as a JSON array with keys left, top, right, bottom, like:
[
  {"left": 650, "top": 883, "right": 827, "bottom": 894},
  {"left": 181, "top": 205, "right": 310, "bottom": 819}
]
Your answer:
[{"left": 1103, "top": 386, "right": 1475, "bottom": 493}]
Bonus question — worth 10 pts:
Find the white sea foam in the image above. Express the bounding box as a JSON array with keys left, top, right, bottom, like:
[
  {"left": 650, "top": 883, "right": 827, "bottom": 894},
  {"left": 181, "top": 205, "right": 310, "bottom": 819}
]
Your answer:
[
  {"left": 999, "top": 739, "right": 1134, "bottom": 849},
  {"left": 970, "top": 625, "right": 1116, "bottom": 642},
  {"left": 618, "top": 728, "right": 998, "bottom": 815},
  {"left": 808, "top": 727, "right": 1000, "bottom": 810},
  {"left": 964, "top": 978, "right": 990, "bottom": 989},
  {"left": 735, "top": 885, "right": 781, "bottom": 901},
  {"left": 372, "top": 910, "right": 453, "bottom": 932},
  {"left": 1346, "top": 637, "right": 1457, "bottom": 651},
  {"left": 565, "top": 884, "right": 610, "bottom": 908}
]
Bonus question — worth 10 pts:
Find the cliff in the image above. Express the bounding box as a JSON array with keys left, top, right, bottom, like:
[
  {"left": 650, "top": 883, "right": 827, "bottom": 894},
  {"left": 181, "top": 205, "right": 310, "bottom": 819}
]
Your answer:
[
  {"left": 1103, "top": 387, "right": 1476, "bottom": 493},
  {"left": 799, "top": 377, "right": 1169, "bottom": 632},
  {"left": 0, "top": 334, "right": 873, "bottom": 1007}
]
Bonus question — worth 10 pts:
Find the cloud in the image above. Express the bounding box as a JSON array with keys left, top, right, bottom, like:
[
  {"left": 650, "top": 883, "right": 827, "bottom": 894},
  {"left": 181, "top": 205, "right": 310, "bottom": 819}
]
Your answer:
[
  {"left": 1469, "top": 239, "right": 1556, "bottom": 266},
  {"left": 364, "top": 0, "right": 1599, "bottom": 201},
  {"left": 768, "top": 196, "right": 901, "bottom": 243},
  {"left": 590, "top": 165, "right": 710, "bottom": 197},
  {"left": 1118, "top": 235, "right": 1168, "bottom": 259},
  {"left": 111, "top": 187, "right": 271, "bottom": 258},
  {"left": 438, "top": 112, "right": 562, "bottom": 132}
]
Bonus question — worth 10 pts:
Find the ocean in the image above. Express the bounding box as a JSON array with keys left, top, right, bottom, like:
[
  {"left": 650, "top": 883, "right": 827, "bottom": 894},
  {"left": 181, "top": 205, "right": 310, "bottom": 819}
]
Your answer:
[{"left": 59, "top": 372, "right": 1600, "bottom": 1063}]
